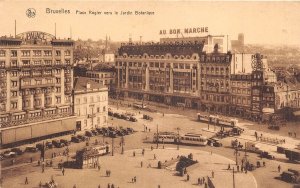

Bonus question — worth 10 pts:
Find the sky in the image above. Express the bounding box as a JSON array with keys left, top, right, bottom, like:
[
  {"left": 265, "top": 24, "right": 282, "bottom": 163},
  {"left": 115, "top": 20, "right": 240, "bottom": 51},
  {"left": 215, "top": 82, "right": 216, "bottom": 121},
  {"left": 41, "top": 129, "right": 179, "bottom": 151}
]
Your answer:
[{"left": 0, "top": 1, "right": 300, "bottom": 45}]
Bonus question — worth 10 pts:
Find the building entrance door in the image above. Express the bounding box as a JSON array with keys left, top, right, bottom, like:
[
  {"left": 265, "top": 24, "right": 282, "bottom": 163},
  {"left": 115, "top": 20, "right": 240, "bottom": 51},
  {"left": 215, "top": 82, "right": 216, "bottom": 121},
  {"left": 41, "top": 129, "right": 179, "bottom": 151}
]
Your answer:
[{"left": 76, "top": 121, "right": 82, "bottom": 131}]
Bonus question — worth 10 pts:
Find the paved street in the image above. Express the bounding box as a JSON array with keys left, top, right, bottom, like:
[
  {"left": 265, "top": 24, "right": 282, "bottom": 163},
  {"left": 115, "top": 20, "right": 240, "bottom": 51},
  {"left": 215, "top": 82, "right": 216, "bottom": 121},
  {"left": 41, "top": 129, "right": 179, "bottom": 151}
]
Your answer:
[{"left": 1, "top": 100, "right": 300, "bottom": 188}]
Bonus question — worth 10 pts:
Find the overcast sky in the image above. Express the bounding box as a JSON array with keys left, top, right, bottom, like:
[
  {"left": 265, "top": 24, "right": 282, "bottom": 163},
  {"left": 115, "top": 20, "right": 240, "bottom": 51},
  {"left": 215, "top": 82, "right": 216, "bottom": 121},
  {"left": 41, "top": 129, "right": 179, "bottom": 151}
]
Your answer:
[{"left": 1, "top": 1, "right": 300, "bottom": 45}]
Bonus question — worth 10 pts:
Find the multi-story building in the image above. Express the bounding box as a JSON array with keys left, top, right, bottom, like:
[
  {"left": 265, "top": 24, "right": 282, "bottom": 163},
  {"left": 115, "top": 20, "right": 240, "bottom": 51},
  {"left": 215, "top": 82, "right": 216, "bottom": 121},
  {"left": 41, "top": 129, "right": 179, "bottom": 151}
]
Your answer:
[
  {"left": 86, "top": 64, "right": 116, "bottom": 93},
  {"left": 115, "top": 40, "right": 204, "bottom": 107},
  {"left": 230, "top": 74, "right": 252, "bottom": 117},
  {"left": 0, "top": 31, "right": 75, "bottom": 147},
  {"left": 73, "top": 77, "right": 108, "bottom": 131},
  {"left": 199, "top": 45, "right": 232, "bottom": 113}
]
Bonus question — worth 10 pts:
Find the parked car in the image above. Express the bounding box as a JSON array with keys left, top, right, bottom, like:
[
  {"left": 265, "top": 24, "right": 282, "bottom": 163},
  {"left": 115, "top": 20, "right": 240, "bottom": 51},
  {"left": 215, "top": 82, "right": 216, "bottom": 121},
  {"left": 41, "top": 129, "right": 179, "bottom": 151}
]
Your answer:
[
  {"left": 207, "top": 138, "right": 223, "bottom": 147},
  {"left": 52, "top": 140, "right": 65, "bottom": 148},
  {"left": 129, "top": 116, "right": 137, "bottom": 122},
  {"left": 126, "top": 127, "right": 134, "bottom": 134},
  {"left": 260, "top": 151, "right": 275, "bottom": 159},
  {"left": 143, "top": 114, "right": 153, "bottom": 120},
  {"left": 108, "top": 131, "right": 117, "bottom": 138},
  {"left": 108, "top": 127, "right": 116, "bottom": 131},
  {"left": 91, "top": 129, "right": 98, "bottom": 136},
  {"left": 3, "top": 151, "right": 16, "bottom": 158},
  {"left": 71, "top": 136, "right": 80, "bottom": 143},
  {"left": 113, "top": 112, "right": 122, "bottom": 118},
  {"left": 120, "top": 128, "right": 129, "bottom": 135},
  {"left": 77, "top": 135, "right": 88, "bottom": 141},
  {"left": 11, "top": 147, "right": 23, "bottom": 155},
  {"left": 96, "top": 128, "right": 104, "bottom": 134},
  {"left": 116, "top": 130, "right": 126, "bottom": 136},
  {"left": 0, "top": 153, "right": 4, "bottom": 161},
  {"left": 60, "top": 139, "right": 70, "bottom": 146},
  {"left": 36, "top": 143, "right": 44, "bottom": 151},
  {"left": 85, "top": 131, "right": 93, "bottom": 137},
  {"left": 281, "top": 169, "right": 300, "bottom": 183},
  {"left": 25, "top": 145, "right": 38, "bottom": 152},
  {"left": 45, "top": 141, "right": 53, "bottom": 149},
  {"left": 108, "top": 111, "right": 113, "bottom": 116}
]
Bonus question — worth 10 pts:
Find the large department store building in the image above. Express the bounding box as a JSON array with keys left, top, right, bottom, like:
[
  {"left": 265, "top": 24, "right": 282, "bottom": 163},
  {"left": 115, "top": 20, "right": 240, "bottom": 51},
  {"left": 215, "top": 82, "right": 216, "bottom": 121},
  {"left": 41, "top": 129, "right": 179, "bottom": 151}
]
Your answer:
[{"left": 0, "top": 31, "right": 76, "bottom": 146}]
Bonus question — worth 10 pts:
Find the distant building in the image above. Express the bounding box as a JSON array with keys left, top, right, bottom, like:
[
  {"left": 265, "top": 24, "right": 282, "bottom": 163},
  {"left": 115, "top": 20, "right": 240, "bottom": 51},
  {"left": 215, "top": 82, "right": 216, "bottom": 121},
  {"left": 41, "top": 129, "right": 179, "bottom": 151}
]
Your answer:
[
  {"left": 0, "top": 31, "right": 75, "bottom": 147},
  {"left": 86, "top": 64, "right": 116, "bottom": 93},
  {"left": 160, "top": 35, "right": 229, "bottom": 53},
  {"left": 231, "top": 33, "right": 244, "bottom": 52},
  {"left": 73, "top": 77, "right": 108, "bottom": 131}
]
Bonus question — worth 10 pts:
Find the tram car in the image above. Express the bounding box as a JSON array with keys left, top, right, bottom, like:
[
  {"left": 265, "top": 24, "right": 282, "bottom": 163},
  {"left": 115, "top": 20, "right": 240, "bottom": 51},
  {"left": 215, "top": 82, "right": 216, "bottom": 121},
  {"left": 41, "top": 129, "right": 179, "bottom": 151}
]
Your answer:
[
  {"left": 153, "top": 132, "right": 179, "bottom": 143},
  {"left": 197, "top": 113, "right": 238, "bottom": 127},
  {"left": 179, "top": 133, "right": 208, "bottom": 146}
]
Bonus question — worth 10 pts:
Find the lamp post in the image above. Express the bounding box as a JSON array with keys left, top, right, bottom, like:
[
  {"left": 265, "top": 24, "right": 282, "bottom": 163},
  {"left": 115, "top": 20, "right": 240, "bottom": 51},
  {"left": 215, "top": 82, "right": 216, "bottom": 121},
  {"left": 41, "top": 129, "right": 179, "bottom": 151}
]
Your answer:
[
  {"left": 156, "top": 124, "right": 159, "bottom": 149},
  {"left": 233, "top": 167, "right": 235, "bottom": 188},
  {"left": 111, "top": 137, "right": 114, "bottom": 156},
  {"left": 121, "top": 136, "right": 124, "bottom": 154},
  {"left": 175, "top": 127, "right": 180, "bottom": 150}
]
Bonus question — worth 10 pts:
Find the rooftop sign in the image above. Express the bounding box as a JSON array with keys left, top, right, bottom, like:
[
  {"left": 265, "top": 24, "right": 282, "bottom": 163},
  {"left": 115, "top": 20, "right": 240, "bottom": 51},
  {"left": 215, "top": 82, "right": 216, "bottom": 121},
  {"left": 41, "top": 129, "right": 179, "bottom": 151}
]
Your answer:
[
  {"left": 16, "top": 31, "right": 55, "bottom": 44},
  {"left": 160, "top": 27, "right": 208, "bottom": 35}
]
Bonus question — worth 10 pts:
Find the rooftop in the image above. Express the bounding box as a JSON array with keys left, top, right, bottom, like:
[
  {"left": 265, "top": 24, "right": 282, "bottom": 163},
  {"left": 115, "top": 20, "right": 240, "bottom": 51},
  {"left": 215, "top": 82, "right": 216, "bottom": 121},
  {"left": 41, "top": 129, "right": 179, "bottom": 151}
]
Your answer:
[
  {"left": 118, "top": 42, "right": 204, "bottom": 56},
  {"left": 74, "top": 77, "right": 106, "bottom": 93}
]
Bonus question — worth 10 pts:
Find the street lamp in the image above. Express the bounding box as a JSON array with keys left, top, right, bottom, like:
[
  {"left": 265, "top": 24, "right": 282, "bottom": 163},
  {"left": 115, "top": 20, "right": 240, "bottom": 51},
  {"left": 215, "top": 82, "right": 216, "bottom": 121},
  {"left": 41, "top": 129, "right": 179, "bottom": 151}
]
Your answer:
[
  {"left": 121, "top": 136, "right": 124, "bottom": 154},
  {"left": 175, "top": 127, "right": 180, "bottom": 150},
  {"left": 156, "top": 124, "right": 159, "bottom": 149}
]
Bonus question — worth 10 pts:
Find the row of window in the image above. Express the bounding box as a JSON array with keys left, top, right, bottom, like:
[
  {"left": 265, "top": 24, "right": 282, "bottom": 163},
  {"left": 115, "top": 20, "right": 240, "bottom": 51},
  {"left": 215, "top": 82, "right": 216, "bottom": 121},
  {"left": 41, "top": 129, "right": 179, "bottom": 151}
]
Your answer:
[
  {"left": 0, "top": 50, "right": 71, "bottom": 57},
  {"left": 76, "top": 106, "right": 107, "bottom": 116},
  {"left": 75, "top": 95, "right": 107, "bottom": 104}
]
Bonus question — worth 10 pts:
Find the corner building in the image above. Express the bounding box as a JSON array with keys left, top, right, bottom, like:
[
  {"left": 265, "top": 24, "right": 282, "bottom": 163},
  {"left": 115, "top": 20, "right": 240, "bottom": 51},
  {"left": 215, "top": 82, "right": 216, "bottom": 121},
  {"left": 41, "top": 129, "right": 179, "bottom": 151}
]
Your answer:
[{"left": 0, "top": 31, "right": 76, "bottom": 147}]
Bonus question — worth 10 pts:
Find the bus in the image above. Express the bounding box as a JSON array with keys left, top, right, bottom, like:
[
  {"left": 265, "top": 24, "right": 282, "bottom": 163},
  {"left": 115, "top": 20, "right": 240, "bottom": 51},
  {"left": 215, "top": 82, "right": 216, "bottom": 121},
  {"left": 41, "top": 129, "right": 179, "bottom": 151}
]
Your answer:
[
  {"left": 153, "top": 132, "right": 178, "bottom": 143},
  {"left": 179, "top": 133, "right": 208, "bottom": 146}
]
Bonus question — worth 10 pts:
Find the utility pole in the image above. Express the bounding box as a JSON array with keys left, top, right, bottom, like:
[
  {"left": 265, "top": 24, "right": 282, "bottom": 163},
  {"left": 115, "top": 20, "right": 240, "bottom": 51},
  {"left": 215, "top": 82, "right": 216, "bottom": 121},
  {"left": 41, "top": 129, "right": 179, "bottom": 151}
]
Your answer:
[
  {"left": 233, "top": 167, "right": 235, "bottom": 188},
  {"left": 235, "top": 147, "right": 238, "bottom": 165},
  {"left": 176, "top": 127, "right": 180, "bottom": 150},
  {"left": 121, "top": 136, "right": 124, "bottom": 154},
  {"left": 112, "top": 137, "right": 114, "bottom": 156},
  {"left": 156, "top": 124, "right": 159, "bottom": 149}
]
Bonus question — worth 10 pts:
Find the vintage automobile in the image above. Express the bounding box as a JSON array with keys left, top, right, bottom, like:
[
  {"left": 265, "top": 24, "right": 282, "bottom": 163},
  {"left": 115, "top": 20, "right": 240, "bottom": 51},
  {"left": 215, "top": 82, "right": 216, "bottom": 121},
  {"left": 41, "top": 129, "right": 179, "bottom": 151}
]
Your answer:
[
  {"left": 11, "top": 147, "right": 23, "bottom": 155},
  {"left": 3, "top": 151, "right": 16, "bottom": 158},
  {"left": 71, "top": 136, "right": 81, "bottom": 143},
  {"left": 207, "top": 138, "right": 223, "bottom": 147},
  {"left": 52, "top": 140, "right": 65, "bottom": 148},
  {"left": 85, "top": 131, "right": 93, "bottom": 137},
  {"left": 129, "top": 116, "right": 137, "bottom": 122},
  {"left": 260, "top": 151, "right": 275, "bottom": 159},
  {"left": 25, "top": 145, "right": 38, "bottom": 152}
]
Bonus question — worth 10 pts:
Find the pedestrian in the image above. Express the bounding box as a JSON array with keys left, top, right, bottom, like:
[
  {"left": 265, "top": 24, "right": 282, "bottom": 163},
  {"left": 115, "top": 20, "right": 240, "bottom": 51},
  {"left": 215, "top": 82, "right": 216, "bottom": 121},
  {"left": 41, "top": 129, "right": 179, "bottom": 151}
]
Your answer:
[
  {"left": 261, "top": 133, "right": 263, "bottom": 138},
  {"left": 134, "top": 176, "right": 136, "bottom": 183},
  {"left": 146, "top": 126, "right": 148, "bottom": 131},
  {"left": 42, "top": 165, "right": 45, "bottom": 173},
  {"left": 107, "top": 183, "right": 110, "bottom": 188},
  {"left": 278, "top": 165, "right": 281, "bottom": 172},
  {"left": 263, "top": 161, "right": 266, "bottom": 167},
  {"left": 151, "top": 146, "right": 153, "bottom": 150},
  {"left": 187, "top": 174, "right": 190, "bottom": 181},
  {"left": 25, "top": 177, "right": 29, "bottom": 184},
  {"left": 198, "top": 178, "right": 200, "bottom": 185},
  {"left": 132, "top": 178, "right": 134, "bottom": 183},
  {"left": 98, "top": 165, "right": 101, "bottom": 171},
  {"left": 202, "top": 177, "right": 205, "bottom": 183},
  {"left": 73, "top": 185, "right": 76, "bottom": 188},
  {"left": 30, "top": 157, "right": 33, "bottom": 163},
  {"left": 142, "top": 148, "right": 145, "bottom": 156},
  {"left": 228, "top": 164, "right": 231, "bottom": 170},
  {"left": 98, "top": 185, "right": 101, "bottom": 188},
  {"left": 38, "top": 160, "right": 40, "bottom": 166},
  {"left": 133, "top": 151, "right": 135, "bottom": 157},
  {"left": 154, "top": 154, "right": 156, "bottom": 160},
  {"left": 212, "top": 170, "right": 214, "bottom": 178},
  {"left": 241, "top": 166, "right": 244, "bottom": 172},
  {"left": 149, "top": 128, "right": 151, "bottom": 132},
  {"left": 204, "top": 182, "right": 207, "bottom": 188},
  {"left": 62, "top": 167, "right": 65, "bottom": 176},
  {"left": 237, "top": 165, "right": 240, "bottom": 172},
  {"left": 111, "top": 184, "right": 115, "bottom": 188},
  {"left": 141, "top": 161, "right": 143, "bottom": 168}
]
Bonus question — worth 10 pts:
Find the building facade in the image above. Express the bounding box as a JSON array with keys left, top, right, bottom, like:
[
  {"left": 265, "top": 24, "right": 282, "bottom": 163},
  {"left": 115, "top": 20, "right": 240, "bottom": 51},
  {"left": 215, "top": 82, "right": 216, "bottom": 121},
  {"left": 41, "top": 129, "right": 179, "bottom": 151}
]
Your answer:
[
  {"left": 115, "top": 40, "right": 204, "bottom": 107},
  {"left": 74, "top": 77, "right": 108, "bottom": 131},
  {"left": 0, "top": 31, "right": 76, "bottom": 146},
  {"left": 199, "top": 46, "right": 232, "bottom": 113}
]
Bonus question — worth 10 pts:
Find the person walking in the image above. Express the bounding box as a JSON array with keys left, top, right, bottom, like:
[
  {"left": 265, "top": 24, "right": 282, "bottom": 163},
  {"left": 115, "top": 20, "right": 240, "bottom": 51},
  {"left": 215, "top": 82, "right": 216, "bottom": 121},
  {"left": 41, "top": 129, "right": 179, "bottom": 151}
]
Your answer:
[
  {"left": 25, "top": 177, "right": 29, "bottom": 184},
  {"left": 107, "top": 183, "right": 110, "bottom": 188},
  {"left": 187, "top": 174, "right": 190, "bottom": 181},
  {"left": 278, "top": 165, "right": 281, "bottom": 173},
  {"left": 212, "top": 170, "right": 214, "bottom": 178},
  {"left": 198, "top": 178, "right": 201, "bottom": 185},
  {"left": 62, "top": 167, "right": 65, "bottom": 176},
  {"left": 134, "top": 176, "right": 136, "bottom": 183},
  {"left": 98, "top": 165, "right": 101, "bottom": 171},
  {"left": 111, "top": 184, "right": 115, "bottom": 188},
  {"left": 228, "top": 164, "right": 231, "bottom": 170}
]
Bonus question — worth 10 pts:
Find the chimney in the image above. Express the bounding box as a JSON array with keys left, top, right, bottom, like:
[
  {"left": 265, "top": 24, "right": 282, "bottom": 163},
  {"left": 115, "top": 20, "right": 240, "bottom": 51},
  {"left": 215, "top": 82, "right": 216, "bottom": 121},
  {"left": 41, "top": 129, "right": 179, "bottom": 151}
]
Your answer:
[{"left": 86, "top": 82, "right": 91, "bottom": 89}]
